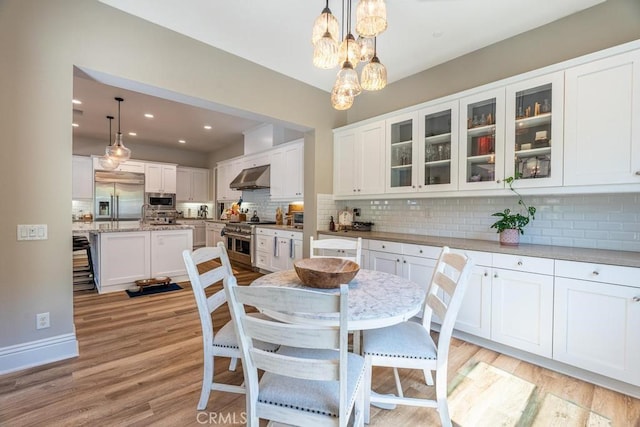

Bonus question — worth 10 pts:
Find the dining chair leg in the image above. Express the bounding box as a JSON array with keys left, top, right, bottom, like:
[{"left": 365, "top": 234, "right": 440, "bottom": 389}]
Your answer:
[
  {"left": 423, "top": 368, "right": 434, "bottom": 386},
  {"left": 436, "top": 366, "right": 452, "bottom": 427},
  {"left": 363, "top": 355, "right": 372, "bottom": 424},
  {"left": 228, "top": 357, "right": 238, "bottom": 371},
  {"left": 198, "top": 355, "right": 213, "bottom": 410},
  {"left": 393, "top": 368, "right": 404, "bottom": 398},
  {"left": 352, "top": 330, "right": 361, "bottom": 354}
]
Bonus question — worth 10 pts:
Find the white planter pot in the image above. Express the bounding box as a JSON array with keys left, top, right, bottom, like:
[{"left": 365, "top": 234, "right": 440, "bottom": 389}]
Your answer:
[{"left": 500, "top": 229, "right": 520, "bottom": 246}]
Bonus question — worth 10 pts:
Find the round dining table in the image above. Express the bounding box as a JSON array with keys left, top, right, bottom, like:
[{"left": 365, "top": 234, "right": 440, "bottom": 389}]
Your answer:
[{"left": 250, "top": 268, "right": 425, "bottom": 331}]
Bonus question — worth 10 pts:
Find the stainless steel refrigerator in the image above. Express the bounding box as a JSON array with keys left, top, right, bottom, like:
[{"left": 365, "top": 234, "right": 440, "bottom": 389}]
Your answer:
[{"left": 94, "top": 170, "right": 145, "bottom": 221}]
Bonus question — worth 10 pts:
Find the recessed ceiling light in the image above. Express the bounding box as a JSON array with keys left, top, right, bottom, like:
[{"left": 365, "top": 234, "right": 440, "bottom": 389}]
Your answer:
[
  {"left": 432, "top": 31, "right": 444, "bottom": 38},
  {"left": 178, "top": 139, "right": 186, "bottom": 144},
  {"left": 144, "top": 113, "right": 154, "bottom": 118},
  {"left": 203, "top": 125, "right": 212, "bottom": 130},
  {"left": 128, "top": 132, "right": 137, "bottom": 136},
  {"left": 72, "top": 123, "right": 79, "bottom": 127},
  {"left": 72, "top": 99, "right": 82, "bottom": 105}
]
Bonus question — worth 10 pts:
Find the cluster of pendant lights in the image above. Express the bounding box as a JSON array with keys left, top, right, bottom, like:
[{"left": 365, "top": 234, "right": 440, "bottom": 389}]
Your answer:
[
  {"left": 312, "top": 0, "right": 387, "bottom": 110},
  {"left": 99, "top": 97, "right": 132, "bottom": 170}
]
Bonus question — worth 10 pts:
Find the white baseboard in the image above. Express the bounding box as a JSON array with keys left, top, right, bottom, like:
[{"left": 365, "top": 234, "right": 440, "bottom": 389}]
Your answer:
[{"left": 0, "top": 333, "right": 78, "bottom": 375}]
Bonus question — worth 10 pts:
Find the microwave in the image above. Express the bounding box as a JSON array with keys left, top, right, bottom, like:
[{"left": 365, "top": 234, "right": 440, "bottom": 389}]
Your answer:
[
  {"left": 293, "top": 212, "right": 304, "bottom": 226},
  {"left": 146, "top": 192, "right": 176, "bottom": 211}
]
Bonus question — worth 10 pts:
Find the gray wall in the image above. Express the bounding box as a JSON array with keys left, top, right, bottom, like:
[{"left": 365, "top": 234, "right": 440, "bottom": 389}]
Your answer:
[
  {"left": 0, "top": 0, "right": 342, "bottom": 351},
  {"left": 348, "top": 0, "right": 640, "bottom": 123}
]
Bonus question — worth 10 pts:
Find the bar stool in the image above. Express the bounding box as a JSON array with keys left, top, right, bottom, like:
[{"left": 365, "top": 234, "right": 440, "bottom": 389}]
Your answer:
[{"left": 73, "top": 235, "right": 95, "bottom": 291}]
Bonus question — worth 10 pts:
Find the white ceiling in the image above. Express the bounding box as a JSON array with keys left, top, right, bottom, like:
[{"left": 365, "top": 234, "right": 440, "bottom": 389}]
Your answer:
[{"left": 75, "top": 0, "right": 604, "bottom": 154}]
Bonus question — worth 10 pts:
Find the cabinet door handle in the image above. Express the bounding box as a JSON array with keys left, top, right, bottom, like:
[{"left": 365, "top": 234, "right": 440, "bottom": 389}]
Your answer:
[
  {"left": 633, "top": 296, "right": 640, "bottom": 302},
  {"left": 289, "top": 239, "right": 294, "bottom": 258},
  {"left": 517, "top": 261, "right": 523, "bottom": 266},
  {"left": 273, "top": 236, "right": 278, "bottom": 256},
  {"left": 592, "top": 271, "right": 600, "bottom": 276}
]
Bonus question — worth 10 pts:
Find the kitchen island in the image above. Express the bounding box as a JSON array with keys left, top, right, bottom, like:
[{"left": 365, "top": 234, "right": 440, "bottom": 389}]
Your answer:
[{"left": 79, "top": 222, "right": 194, "bottom": 294}]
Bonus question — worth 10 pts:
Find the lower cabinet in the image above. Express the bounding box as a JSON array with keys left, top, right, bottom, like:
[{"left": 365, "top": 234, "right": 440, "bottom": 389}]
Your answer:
[
  {"left": 92, "top": 229, "right": 192, "bottom": 294},
  {"left": 553, "top": 261, "right": 640, "bottom": 386},
  {"left": 205, "top": 222, "right": 225, "bottom": 247},
  {"left": 255, "top": 228, "right": 302, "bottom": 273}
]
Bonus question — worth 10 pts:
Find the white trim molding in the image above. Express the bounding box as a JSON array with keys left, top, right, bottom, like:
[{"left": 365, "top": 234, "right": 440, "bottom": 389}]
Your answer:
[{"left": 0, "top": 333, "right": 78, "bottom": 375}]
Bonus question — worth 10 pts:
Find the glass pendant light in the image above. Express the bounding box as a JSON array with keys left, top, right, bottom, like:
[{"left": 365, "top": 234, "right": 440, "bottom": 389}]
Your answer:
[
  {"left": 331, "top": 87, "right": 354, "bottom": 110},
  {"left": 356, "top": 0, "right": 387, "bottom": 38},
  {"left": 334, "top": 60, "right": 362, "bottom": 97},
  {"left": 339, "top": 33, "right": 360, "bottom": 67},
  {"left": 357, "top": 35, "right": 374, "bottom": 62},
  {"left": 105, "top": 97, "right": 131, "bottom": 162},
  {"left": 361, "top": 38, "right": 387, "bottom": 91},
  {"left": 313, "top": 32, "right": 339, "bottom": 69},
  {"left": 312, "top": 0, "right": 340, "bottom": 44},
  {"left": 99, "top": 115, "right": 119, "bottom": 170}
]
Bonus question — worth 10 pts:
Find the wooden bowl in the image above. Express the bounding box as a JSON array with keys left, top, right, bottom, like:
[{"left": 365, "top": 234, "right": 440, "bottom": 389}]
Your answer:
[{"left": 293, "top": 258, "right": 359, "bottom": 289}]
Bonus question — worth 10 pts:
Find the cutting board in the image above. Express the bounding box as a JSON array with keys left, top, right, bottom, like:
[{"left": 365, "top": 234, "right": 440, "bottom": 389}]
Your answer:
[{"left": 338, "top": 211, "right": 353, "bottom": 227}]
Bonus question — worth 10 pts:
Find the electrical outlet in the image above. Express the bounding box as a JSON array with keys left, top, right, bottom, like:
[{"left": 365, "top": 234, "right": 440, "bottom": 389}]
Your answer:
[
  {"left": 36, "top": 312, "right": 50, "bottom": 329},
  {"left": 353, "top": 208, "right": 361, "bottom": 217}
]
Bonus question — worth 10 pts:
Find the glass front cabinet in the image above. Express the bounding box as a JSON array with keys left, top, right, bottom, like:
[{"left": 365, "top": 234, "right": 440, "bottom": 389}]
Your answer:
[
  {"left": 386, "top": 112, "right": 419, "bottom": 193},
  {"left": 418, "top": 101, "right": 459, "bottom": 192},
  {"left": 505, "top": 72, "right": 564, "bottom": 188},
  {"left": 459, "top": 88, "right": 506, "bottom": 190}
]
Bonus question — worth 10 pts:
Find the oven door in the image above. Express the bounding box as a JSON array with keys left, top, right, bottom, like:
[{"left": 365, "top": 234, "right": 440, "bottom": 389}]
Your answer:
[{"left": 225, "top": 232, "right": 252, "bottom": 266}]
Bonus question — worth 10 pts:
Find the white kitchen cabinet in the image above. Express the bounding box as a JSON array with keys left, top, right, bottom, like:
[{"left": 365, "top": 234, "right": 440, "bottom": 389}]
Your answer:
[
  {"left": 94, "top": 231, "right": 151, "bottom": 291},
  {"left": 385, "top": 112, "right": 420, "bottom": 193},
  {"left": 417, "top": 101, "right": 459, "bottom": 192},
  {"left": 178, "top": 219, "right": 205, "bottom": 248},
  {"left": 72, "top": 155, "right": 93, "bottom": 199},
  {"left": 334, "top": 120, "right": 385, "bottom": 197},
  {"left": 256, "top": 228, "right": 302, "bottom": 273},
  {"left": 92, "top": 157, "right": 145, "bottom": 173},
  {"left": 145, "top": 163, "right": 177, "bottom": 193},
  {"left": 553, "top": 260, "right": 640, "bottom": 386},
  {"left": 150, "top": 229, "right": 193, "bottom": 277},
  {"left": 270, "top": 139, "right": 304, "bottom": 200},
  {"left": 458, "top": 88, "right": 506, "bottom": 190},
  {"left": 317, "top": 234, "right": 368, "bottom": 267},
  {"left": 367, "top": 240, "right": 438, "bottom": 289},
  {"left": 177, "top": 167, "right": 210, "bottom": 202},
  {"left": 216, "top": 159, "right": 243, "bottom": 202},
  {"left": 564, "top": 50, "right": 640, "bottom": 186},
  {"left": 490, "top": 254, "right": 555, "bottom": 358},
  {"left": 504, "top": 72, "right": 565, "bottom": 188},
  {"left": 205, "top": 222, "right": 225, "bottom": 248}
]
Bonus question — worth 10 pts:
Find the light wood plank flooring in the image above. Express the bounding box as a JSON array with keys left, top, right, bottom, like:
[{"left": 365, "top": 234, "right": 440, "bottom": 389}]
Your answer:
[{"left": 1, "top": 265, "right": 639, "bottom": 426}]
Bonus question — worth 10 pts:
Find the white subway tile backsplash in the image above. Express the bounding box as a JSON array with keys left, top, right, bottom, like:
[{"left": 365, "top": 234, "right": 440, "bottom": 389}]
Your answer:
[{"left": 318, "top": 192, "right": 639, "bottom": 252}]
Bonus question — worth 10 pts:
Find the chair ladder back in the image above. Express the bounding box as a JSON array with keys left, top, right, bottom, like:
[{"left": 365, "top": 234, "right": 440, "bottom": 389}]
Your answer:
[
  {"left": 234, "top": 285, "right": 341, "bottom": 313},
  {"left": 249, "top": 348, "right": 340, "bottom": 381},
  {"left": 241, "top": 315, "right": 340, "bottom": 349}
]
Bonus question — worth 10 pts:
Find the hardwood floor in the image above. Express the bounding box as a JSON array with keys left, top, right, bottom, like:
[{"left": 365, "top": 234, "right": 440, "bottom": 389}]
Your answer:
[{"left": 1, "top": 264, "right": 639, "bottom": 426}]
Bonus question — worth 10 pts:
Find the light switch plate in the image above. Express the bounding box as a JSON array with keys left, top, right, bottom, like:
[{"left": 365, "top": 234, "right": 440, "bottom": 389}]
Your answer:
[{"left": 17, "top": 224, "right": 48, "bottom": 241}]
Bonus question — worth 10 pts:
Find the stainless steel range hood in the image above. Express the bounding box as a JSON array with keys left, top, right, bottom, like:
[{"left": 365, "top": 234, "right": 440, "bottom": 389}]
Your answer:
[{"left": 229, "top": 164, "right": 270, "bottom": 190}]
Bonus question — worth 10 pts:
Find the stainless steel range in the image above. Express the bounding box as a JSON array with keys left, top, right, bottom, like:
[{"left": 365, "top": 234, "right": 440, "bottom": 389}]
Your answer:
[{"left": 222, "top": 221, "right": 275, "bottom": 268}]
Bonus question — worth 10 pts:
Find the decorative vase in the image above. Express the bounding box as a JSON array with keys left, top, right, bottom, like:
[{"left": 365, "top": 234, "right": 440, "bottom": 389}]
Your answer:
[{"left": 500, "top": 229, "right": 520, "bottom": 246}]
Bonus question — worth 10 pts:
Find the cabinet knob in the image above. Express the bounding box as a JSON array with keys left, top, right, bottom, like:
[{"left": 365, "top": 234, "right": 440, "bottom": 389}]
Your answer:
[
  {"left": 494, "top": 273, "right": 498, "bottom": 278},
  {"left": 418, "top": 185, "right": 422, "bottom": 188},
  {"left": 633, "top": 296, "right": 640, "bottom": 302},
  {"left": 403, "top": 260, "right": 406, "bottom": 263},
  {"left": 412, "top": 185, "right": 416, "bottom": 189},
  {"left": 382, "top": 245, "right": 385, "bottom": 249},
  {"left": 484, "top": 272, "right": 488, "bottom": 277},
  {"left": 419, "top": 249, "right": 423, "bottom": 254},
  {"left": 353, "top": 189, "right": 357, "bottom": 192},
  {"left": 517, "top": 261, "right": 523, "bottom": 266},
  {"left": 396, "top": 259, "right": 400, "bottom": 262},
  {"left": 496, "top": 179, "right": 501, "bottom": 184},
  {"left": 592, "top": 271, "right": 600, "bottom": 276},
  {"left": 635, "top": 171, "right": 640, "bottom": 176}
]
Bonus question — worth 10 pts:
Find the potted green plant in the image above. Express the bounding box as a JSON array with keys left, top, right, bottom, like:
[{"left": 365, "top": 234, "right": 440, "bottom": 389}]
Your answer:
[{"left": 490, "top": 174, "right": 536, "bottom": 246}]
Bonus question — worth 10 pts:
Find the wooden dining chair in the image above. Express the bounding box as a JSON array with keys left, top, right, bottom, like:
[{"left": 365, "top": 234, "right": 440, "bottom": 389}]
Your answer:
[
  {"left": 362, "top": 246, "right": 474, "bottom": 426},
  {"left": 310, "top": 236, "right": 363, "bottom": 266},
  {"left": 182, "top": 242, "right": 278, "bottom": 410},
  {"left": 224, "top": 276, "right": 366, "bottom": 427}
]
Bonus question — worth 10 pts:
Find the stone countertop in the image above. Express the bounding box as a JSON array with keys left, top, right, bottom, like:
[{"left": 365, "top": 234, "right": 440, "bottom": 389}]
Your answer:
[
  {"left": 73, "top": 221, "right": 193, "bottom": 234},
  {"left": 254, "top": 224, "right": 304, "bottom": 232},
  {"left": 318, "top": 230, "right": 640, "bottom": 268}
]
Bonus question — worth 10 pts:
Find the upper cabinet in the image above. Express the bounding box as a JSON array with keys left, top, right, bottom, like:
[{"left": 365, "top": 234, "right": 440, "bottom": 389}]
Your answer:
[
  {"left": 418, "top": 101, "right": 459, "bottom": 192},
  {"left": 458, "top": 88, "right": 506, "bottom": 190},
  {"left": 271, "top": 139, "right": 304, "bottom": 200},
  {"left": 93, "top": 157, "right": 145, "bottom": 174},
  {"left": 216, "top": 160, "right": 243, "bottom": 202},
  {"left": 72, "top": 155, "right": 93, "bottom": 199},
  {"left": 145, "top": 163, "right": 177, "bottom": 193},
  {"left": 564, "top": 50, "right": 640, "bottom": 186},
  {"left": 505, "top": 72, "right": 564, "bottom": 188},
  {"left": 176, "top": 166, "right": 210, "bottom": 202},
  {"left": 386, "top": 112, "right": 419, "bottom": 193},
  {"left": 334, "top": 120, "right": 385, "bottom": 197}
]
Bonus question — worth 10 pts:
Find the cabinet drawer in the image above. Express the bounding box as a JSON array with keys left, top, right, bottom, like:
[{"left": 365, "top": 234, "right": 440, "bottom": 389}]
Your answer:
[
  {"left": 256, "top": 235, "right": 271, "bottom": 251},
  {"left": 368, "top": 239, "right": 402, "bottom": 254},
  {"left": 402, "top": 243, "right": 441, "bottom": 259},
  {"left": 256, "top": 252, "right": 269, "bottom": 268},
  {"left": 256, "top": 228, "right": 276, "bottom": 236},
  {"left": 555, "top": 260, "right": 640, "bottom": 288},
  {"left": 450, "top": 249, "right": 492, "bottom": 267},
  {"left": 492, "top": 253, "right": 554, "bottom": 275}
]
